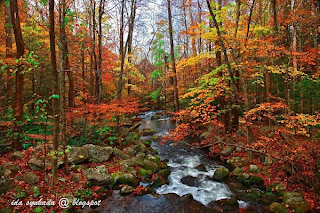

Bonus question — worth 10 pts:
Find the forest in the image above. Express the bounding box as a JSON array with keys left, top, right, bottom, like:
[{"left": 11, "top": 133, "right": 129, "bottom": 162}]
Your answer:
[{"left": 0, "top": 0, "right": 319, "bottom": 212}]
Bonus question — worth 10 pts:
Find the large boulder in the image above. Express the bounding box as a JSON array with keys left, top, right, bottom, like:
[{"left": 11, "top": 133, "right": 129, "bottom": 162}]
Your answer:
[
  {"left": 83, "top": 144, "right": 113, "bottom": 163},
  {"left": 112, "top": 172, "right": 138, "bottom": 187},
  {"left": 282, "top": 192, "right": 310, "bottom": 213},
  {"left": 181, "top": 176, "right": 199, "bottom": 187},
  {"left": 68, "top": 146, "right": 89, "bottom": 164},
  {"left": 23, "top": 172, "right": 40, "bottom": 185},
  {"left": 232, "top": 167, "right": 244, "bottom": 177},
  {"left": 121, "top": 157, "right": 144, "bottom": 168},
  {"left": 83, "top": 165, "right": 113, "bottom": 185},
  {"left": 213, "top": 167, "right": 229, "bottom": 181}
]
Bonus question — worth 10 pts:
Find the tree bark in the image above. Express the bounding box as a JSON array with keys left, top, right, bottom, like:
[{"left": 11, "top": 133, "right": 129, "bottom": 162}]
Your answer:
[
  {"left": 117, "top": 0, "right": 125, "bottom": 100},
  {"left": 97, "top": 0, "right": 105, "bottom": 102},
  {"left": 49, "top": 0, "right": 60, "bottom": 185},
  {"left": 10, "top": 0, "right": 25, "bottom": 150},
  {"left": 167, "top": 0, "right": 180, "bottom": 112}
]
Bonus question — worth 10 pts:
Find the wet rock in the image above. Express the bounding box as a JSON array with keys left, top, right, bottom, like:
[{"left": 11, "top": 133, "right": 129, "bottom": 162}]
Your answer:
[
  {"left": 262, "top": 192, "right": 280, "bottom": 204},
  {"left": 181, "top": 176, "right": 199, "bottom": 187},
  {"left": 120, "top": 185, "right": 134, "bottom": 194},
  {"left": 143, "top": 160, "right": 159, "bottom": 173},
  {"left": 270, "top": 202, "right": 289, "bottom": 213},
  {"left": 195, "top": 164, "right": 206, "bottom": 172},
  {"left": 232, "top": 167, "right": 244, "bottom": 177},
  {"left": 113, "top": 148, "right": 130, "bottom": 160},
  {"left": 208, "top": 196, "right": 239, "bottom": 212},
  {"left": 213, "top": 167, "right": 229, "bottom": 181},
  {"left": 71, "top": 173, "right": 81, "bottom": 182},
  {"left": 84, "top": 165, "right": 113, "bottom": 185},
  {"left": 10, "top": 151, "right": 24, "bottom": 160},
  {"left": 157, "top": 169, "right": 170, "bottom": 178},
  {"left": 152, "top": 178, "right": 169, "bottom": 188},
  {"left": 226, "top": 157, "right": 248, "bottom": 169},
  {"left": 23, "top": 172, "right": 40, "bottom": 185},
  {"left": 124, "top": 146, "right": 136, "bottom": 157},
  {"left": 137, "top": 185, "right": 154, "bottom": 196},
  {"left": 158, "top": 161, "right": 168, "bottom": 169},
  {"left": 248, "top": 165, "right": 261, "bottom": 174},
  {"left": 226, "top": 181, "right": 246, "bottom": 192},
  {"left": 139, "top": 168, "right": 153, "bottom": 179},
  {"left": 220, "top": 146, "right": 235, "bottom": 156}
]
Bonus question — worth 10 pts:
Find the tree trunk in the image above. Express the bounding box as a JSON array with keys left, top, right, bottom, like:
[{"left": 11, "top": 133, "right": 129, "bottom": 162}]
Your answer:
[
  {"left": 117, "top": 0, "right": 125, "bottom": 100},
  {"left": 49, "top": 0, "right": 60, "bottom": 185},
  {"left": 97, "top": 0, "right": 105, "bottom": 102},
  {"left": 92, "top": 0, "right": 98, "bottom": 99},
  {"left": 167, "top": 0, "right": 180, "bottom": 112},
  {"left": 10, "top": 0, "right": 25, "bottom": 150}
]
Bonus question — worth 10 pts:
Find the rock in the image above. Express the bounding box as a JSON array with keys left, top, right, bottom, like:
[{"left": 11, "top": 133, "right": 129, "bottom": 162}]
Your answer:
[
  {"left": 82, "top": 144, "right": 113, "bottom": 163},
  {"left": 71, "top": 173, "right": 81, "bottom": 182},
  {"left": 112, "top": 172, "right": 138, "bottom": 187},
  {"left": 262, "top": 192, "right": 280, "bottom": 204},
  {"left": 232, "top": 167, "right": 244, "bottom": 177},
  {"left": 208, "top": 196, "right": 239, "bottom": 211},
  {"left": 220, "top": 146, "right": 235, "bottom": 156},
  {"left": 136, "top": 152, "right": 146, "bottom": 160},
  {"left": 124, "top": 147, "right": 136, "bottom": 157},
  {"left": 158, "top": 161, "right": 168, "bottom": 169},
  {"left": 137, "top": 143, "right": 147, "bottom": 153},
  {"left": 248, "top": 175, "right": 264, "bottom": 189},
  {"left": 84, "top": 165, "right": 113, "bottom": 185},
  {"left": 157, "top": 169, "right": 170, "bottom": 178},
  {"left": 285, "top": 197, "right": 310, "bottom": 213},
  {"left": 226, "top": 157, "right": 247, "bottom": 169},
  {"left": 3, "top": 163, "right": 20, "bottom": 175},
  {"left": 152, "top": 178, "right": 169, "bottom": 188},
  {"left": 239, "top": 188, "right": 261, "bottom": 201},
  {"left": 270, "top": 202, "right": 289, "bottom": 213},
  {"left": 274, "top": 183, "right": 287, "bottom": 195},
  {"left": 195, "top": 164, "right": 206, "bottom": 172},
  {"left": 151, "top": 115, "right": 160, "bottom": 120},
  {"left": 23, "top": 172, "right": 40, "bottom": 185},
  {"left": 68, "top": 146, "right": 89, "bottom": 164},
  {"left": 140, "top": 128, "right": 156, "bottom": 136},
  {"left": 0, "top": 178, "right": 11, "bottom": 195},
  {"left": 181, "top": 176, "right": 199, "bottom": 187},
  {"left": 113, "top": 148, "right": 130, "bottom": 160},
  {"left": 282, "top": 192, "right": 303, "bottom": 203},
  {"left": 143, "top": 160, "right": 159, "bottom": 172},
  {"left": 120, "top": 185, "right": 134, "bottom": 194},
  {"left": 10, "top": 151, "right": 24, "bottom": 160},
  {"left": 136, "top": 185, "right": 155, "bottom": 196},
  {"left": 121, "top": 157, "right": 144, "bottom": 167},
  {"left": 238, "top": 173, "right": 250, "bottom": 183},
  {"left": 226, "top": 181, "right": 246, "bottom": 191},
  {"left": 213, "top": 167, "right": 229, "bottom": 181},
  {"left": 248, "top": 164, "right": 261, "bottom": 173},
  {"left": 139, "top": 168, "right": 153, "bottom": 179},
  {"left": 264, "top": 156, "right": 273, "bottom": 165}
]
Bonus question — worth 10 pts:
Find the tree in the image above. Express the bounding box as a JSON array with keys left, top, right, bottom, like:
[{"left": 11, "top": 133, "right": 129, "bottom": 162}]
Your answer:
[
  {"left": 49, "top": 0, "right": 60, "bottom": 185},
  {"left": 167, "top": 0, "right": 180, "bottom": 112},
  {"left": 10, "top": 0, "right": 25, "bottom": 150}
]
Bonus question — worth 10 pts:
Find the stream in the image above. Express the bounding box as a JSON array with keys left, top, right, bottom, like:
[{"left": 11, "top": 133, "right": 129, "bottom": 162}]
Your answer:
[{"left": 83, "top": 111, "right": 254, "bottom": 213}]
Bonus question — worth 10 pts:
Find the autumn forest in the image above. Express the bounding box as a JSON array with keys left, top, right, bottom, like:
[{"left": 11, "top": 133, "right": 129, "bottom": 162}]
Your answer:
[{"left": 0, "top": 0, "right": 320, "bottom": 212}]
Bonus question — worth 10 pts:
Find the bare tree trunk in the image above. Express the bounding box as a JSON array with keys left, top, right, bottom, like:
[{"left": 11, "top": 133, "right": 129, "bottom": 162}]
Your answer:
[
  {"left": 5, "top": 4, "right": 13, "bottom": 58},
  {"left": 167, "top": 0, "right": 180, "bottom": 112},
  {"left": 10, "top": 0, "right": 25, "bottom": 150},
  {"left": 271, "top": 0, "right": 278, "bottom": 33},
  {"left": 49, "top": 0, "right": 60, "bottom": 185},
  {"left": 97, "top": 0, "right": 105, "bottom": 102},
  {"left": 117, "top": 0, "right": 125, "bottom": 100},
  {"left": 92, "top": 0, "right": 98, "bottom": 99}
]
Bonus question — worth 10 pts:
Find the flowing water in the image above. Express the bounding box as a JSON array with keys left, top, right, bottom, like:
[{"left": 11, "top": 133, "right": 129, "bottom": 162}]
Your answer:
[{"left": 83, "top": 111, "right": 249, "bottom": 213}]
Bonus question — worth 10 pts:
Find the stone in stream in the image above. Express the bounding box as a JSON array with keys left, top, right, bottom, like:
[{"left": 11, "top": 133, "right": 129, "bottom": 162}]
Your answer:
[
  {"left": 152, "top": 178, "right": 169, "bottom": 188},
  {"left": 157, "top": 169, "right": 171, "bottom": 178},
  {"left": 208, "top": 196, "right": 239, "bottom": 212},
  {"left": 180, "top": 176, "right": 199, "bottom": 187},
  {"left": 195, "top": 164, "right": 206, "bottom": 172},
  {"left": 213, "top": 167, "right": 229, "bottom": 181},
  {"left": 143, "top": 160, "right": 159, "bottom": 173}
]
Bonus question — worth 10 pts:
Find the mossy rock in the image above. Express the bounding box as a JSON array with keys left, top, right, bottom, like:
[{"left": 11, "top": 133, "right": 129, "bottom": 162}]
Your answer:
[
  {"left": 152, "top": 178, "right": 168, "bottom": 188},
  {"left": 112, "top": 172, "right": 138, "bottom": 187},
  {"left": 136, "top": 185, "right": 154, "bottom": 196},
  {"left": 113, "top": 148, "right": 130, "bottom": 160},
  {"left": 270, "top": 202, "right": 289, "bottom": 213},
  {"left": 238, "top": 188, "right": 261, "bottom": 201},
  {"left": 158, "top": 161, "right": 168, "bottom": 169},
  {"left": 121, "top": 157, "right": 144, "bottom": 167},
  {"left": 139, "top": 168, "right": 153, "bottom": 179},
  {"left": 213, "top": 167, "right": 229, "bottom": 181},
  {"left": 143, "top": 160, "right": 159, "bottom": 173},
  {"left": 282, "top": 192, "right": 309, "bottom": 213},
  {"left": 262, "top": 192, "right": 280, "bottom": 204},
  {"left": 232, "top": 167, "right": 244, "bottom": 177},
  {"left": 136, "top": 152, "right": 146, "bottom": 160},
  {"left": 120, "top": 185, "right": 134, "bottom": 194},
  {"left": 238, "top": 173, "right": 250, "bottom": 183},
  {"left": 282, "top": 192, "right": 303, "bottom": 203},
  {"left": 226, "top": 157, "right": 248, "bottom": 169},
  {"left": 248, "top": 175, "right": 265, "bottom": 189},
  {"left": 248, "top": 164, "right": 261, "bottom": 174},
  {"left": 274, "top": 183, "right": 287, "bottom": 196},
  {"left": 157, "top": 169, "right": 170, "bottom": 178},
  {"left": 220, "top": 146, "right": 235, "bottom": 157}
]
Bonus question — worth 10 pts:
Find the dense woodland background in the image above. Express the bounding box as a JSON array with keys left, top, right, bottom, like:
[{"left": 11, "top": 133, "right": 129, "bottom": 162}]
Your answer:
[{"left": 0, "top": 0, "right": 320, "bottom": 212}]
